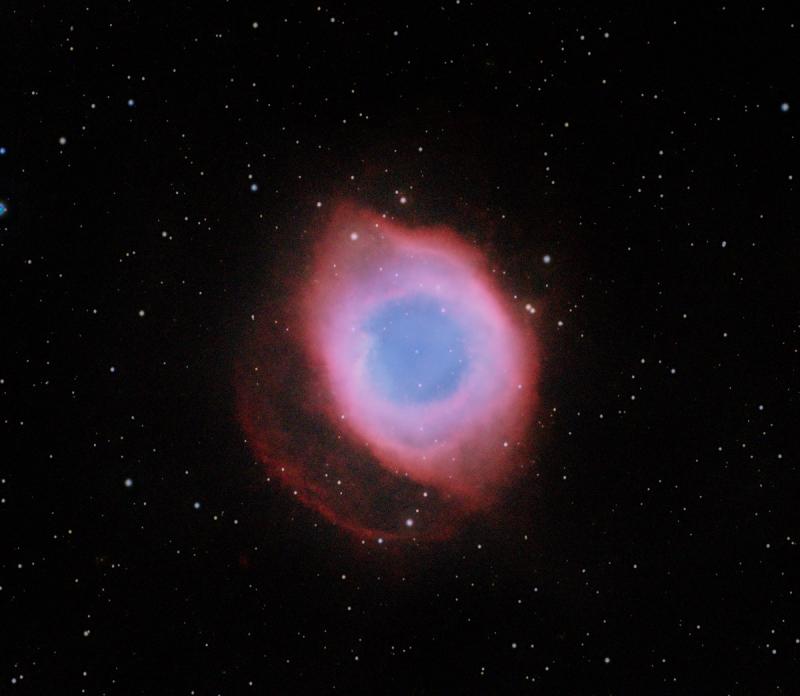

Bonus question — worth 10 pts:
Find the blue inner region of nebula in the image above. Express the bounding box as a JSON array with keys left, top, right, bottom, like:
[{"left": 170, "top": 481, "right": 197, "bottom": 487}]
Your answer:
[{"left": 364, "top": 294, "right": 468, "bottom": 404}]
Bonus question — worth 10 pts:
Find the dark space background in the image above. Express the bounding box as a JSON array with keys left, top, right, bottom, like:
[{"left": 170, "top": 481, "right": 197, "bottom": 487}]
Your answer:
[{"left": 2, "top": 3, "right": 798, "bottom": 693}]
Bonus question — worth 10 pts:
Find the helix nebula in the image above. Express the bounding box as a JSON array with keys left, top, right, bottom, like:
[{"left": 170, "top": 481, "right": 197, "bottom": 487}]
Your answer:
[{"left": 236, "top": 202, "right": 540, "bottom": 541}]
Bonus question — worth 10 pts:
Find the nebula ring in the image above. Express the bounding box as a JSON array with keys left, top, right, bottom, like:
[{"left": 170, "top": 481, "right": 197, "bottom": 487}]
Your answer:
[{"left": 236, "top": 202, "right": 539, "bottom": 541}]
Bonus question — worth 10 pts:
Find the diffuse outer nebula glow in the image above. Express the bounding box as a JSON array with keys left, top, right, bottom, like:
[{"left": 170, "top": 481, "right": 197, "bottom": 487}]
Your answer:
[{"left": 236, "top": 202, "right": 539, "bottom": 541}]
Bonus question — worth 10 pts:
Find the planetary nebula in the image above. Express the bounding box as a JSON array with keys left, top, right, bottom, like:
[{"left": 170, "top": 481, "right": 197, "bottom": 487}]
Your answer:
[{"left": 236, "top": 202, "right": 539, "bottom": 541}]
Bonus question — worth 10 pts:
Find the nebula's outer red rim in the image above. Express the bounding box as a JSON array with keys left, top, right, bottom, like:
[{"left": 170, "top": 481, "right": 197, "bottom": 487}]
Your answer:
[{"left": 236, "top": 201, "right": 540, "bottom": 542}]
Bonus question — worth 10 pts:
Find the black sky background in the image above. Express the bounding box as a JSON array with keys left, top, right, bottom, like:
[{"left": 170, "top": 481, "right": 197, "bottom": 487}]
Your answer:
[{"left": 2, "top": 2, "right": 798, "bottom": 693}]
